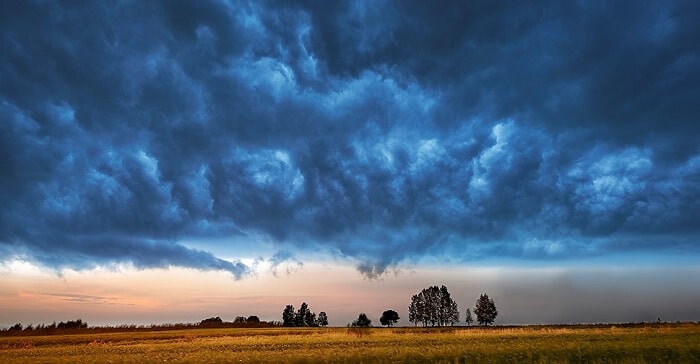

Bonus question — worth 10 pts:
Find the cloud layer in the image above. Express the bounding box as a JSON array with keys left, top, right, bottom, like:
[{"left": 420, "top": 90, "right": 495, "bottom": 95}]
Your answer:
[{"left": 1, "top": 1, "right": 699, "bottom": 277}]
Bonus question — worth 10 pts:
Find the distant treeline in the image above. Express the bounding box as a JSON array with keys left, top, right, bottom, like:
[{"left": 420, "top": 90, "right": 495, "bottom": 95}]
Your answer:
[
  {"left": 2, "top": 319, "right": 696, "bottom": 337},
  {"left": 1, "top": 317, "right": 281, "bottom": 336},
  {"left": 4, "top": 319, "right": 87, "bottom": 333},
  {"left": 197, "top": 316, "right": 280, "bottom": 328}
]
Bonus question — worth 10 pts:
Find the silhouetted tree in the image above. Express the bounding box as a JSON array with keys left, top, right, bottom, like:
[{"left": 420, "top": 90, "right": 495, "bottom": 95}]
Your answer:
[
  {"left": 408, "top": 296, "right": 421, "bottom": 326},
  {"left": 379, "top": 310, "right": 400, "bottom": 327},
  {"left": 408, "top": 285, "right": 459, "bottom": 326},
  {"left": 317, "top": 311, "right": 329, "bottom": 327},
  {"left": 295, "top": 302, "right": 310, "bottom": 326},
  {"left": 474, "top": 294, "right": 498, "bottom": 326},
  {"left": 351, "top": 313, "right": 372, "bottom": 327},
  {"left": 465, "top": 308, "right": 474, "bottom": 326},
  {"left": 305, "top": 310, "right": 317, "bottom": 327},
  {"left": 443, "top": 285, "right": 459, "bottom": 326},
  {"left": 246, "top": 315, "right": 260, "bottom": 323},
  {"left": 282, "top": 305, "right": 295, "bottom": 327},
  {"left": 234, "top": 316, "right": 247, "bottom": 324}
]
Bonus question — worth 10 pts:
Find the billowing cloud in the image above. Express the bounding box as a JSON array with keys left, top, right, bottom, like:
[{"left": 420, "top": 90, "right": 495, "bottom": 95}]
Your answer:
[{"left": 1, "top": 1, "right": 698, "bottom": 277}]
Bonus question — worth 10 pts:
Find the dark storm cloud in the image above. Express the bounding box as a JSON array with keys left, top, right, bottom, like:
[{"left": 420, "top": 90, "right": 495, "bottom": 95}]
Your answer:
[{"left": 1, "top": 0, "right": 698, "bottom": 277}]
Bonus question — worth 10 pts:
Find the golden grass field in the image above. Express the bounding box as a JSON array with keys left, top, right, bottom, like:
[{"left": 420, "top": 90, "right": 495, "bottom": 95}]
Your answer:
[{"left": 1, "top": 324, "right": 699, "bottom": 363}]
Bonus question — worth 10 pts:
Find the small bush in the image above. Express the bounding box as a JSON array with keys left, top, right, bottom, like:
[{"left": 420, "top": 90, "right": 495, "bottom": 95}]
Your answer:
[{"left": 347, "top": 326, "right": 372, "bottom": 338}]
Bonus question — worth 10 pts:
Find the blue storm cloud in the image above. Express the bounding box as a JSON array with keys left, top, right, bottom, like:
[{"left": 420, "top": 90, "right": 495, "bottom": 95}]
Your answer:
[{"left": 1, "top": 1, "right": 699, "bottom": 277}]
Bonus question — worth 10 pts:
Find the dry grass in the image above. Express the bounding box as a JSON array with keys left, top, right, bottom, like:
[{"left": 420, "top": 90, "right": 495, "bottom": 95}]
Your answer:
[{"left": 1, "top": 324, "right": 699, "bottom": 363}]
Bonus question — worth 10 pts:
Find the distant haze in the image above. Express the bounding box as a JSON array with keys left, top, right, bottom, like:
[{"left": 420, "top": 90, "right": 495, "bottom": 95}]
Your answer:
[{"left": 2, "top": 263, "right": 698, "bottom": 327}]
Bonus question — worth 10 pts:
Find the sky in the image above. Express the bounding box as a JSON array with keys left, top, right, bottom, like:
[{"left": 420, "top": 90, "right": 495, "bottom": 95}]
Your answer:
[{"left": 1, "top": 0, "right": 699, "bottom": 327}]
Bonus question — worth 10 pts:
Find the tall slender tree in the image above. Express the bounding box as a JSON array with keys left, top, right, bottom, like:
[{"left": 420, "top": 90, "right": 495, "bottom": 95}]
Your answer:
[{"left": 295, "top": 302, "right": 310, "bottom": 326}]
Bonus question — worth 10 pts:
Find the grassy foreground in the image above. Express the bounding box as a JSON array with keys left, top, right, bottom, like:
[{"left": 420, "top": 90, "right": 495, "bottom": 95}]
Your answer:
[{"left": 1, "top": 324, "right": 699, "bottom": 363}]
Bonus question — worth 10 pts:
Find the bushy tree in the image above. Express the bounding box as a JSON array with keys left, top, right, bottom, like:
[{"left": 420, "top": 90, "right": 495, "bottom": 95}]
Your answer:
[
  {"left": 352, "top": 313, "right": 372, "bottom": 327},
  {"left": 317, "top": 311, "right": 329, "bottom": 327},
  {"left": 379, "top": 310, "right": 400, "bottom": 327},
  {"left": 474, "top": 294, "right": 498, "bottom": 326},
  {"left": 408, "top": 285, "right": 460, "bottom": 327},
  {"left": 200, "top": 317, "right": 223, "bottom": 326},
  {"left": 465, "top": 308, "right": 474, "bottom": 326},
  {"left": 282, "top": 305, "right": 295, "bottom": 327},
  {"left": 246, "top": 315, "right": 260, "bottom": 323}
]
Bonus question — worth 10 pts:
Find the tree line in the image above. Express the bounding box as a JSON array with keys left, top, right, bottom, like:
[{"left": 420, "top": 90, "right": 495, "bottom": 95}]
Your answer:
[
  {"left": 281, "top": 286, "right": 498, "bottom": 328},
  {"left": 198, "top": 316, "right": 278, "bottom": 328},
  {"left": 282, "top": 302, "right": 329, "bottom": 327},
  {"left": 4, "top": 319, "right": 88, "bottom": 332},
  {"left": 1, "top": 316, "right": 280, "bottom": 335}
]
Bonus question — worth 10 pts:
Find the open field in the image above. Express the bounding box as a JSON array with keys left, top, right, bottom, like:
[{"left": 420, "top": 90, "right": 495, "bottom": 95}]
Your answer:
[{"left": 2, "top": 324, "right": 699, "bottom": 363}]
